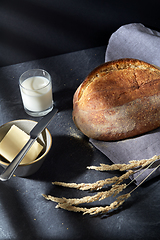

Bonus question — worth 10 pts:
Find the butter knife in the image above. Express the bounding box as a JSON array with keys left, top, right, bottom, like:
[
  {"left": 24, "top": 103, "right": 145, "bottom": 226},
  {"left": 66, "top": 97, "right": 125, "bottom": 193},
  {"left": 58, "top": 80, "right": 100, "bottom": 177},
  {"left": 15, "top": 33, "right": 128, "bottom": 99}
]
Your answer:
[{"left": 0, "top": 108, "right": 58, "bottom": 181}]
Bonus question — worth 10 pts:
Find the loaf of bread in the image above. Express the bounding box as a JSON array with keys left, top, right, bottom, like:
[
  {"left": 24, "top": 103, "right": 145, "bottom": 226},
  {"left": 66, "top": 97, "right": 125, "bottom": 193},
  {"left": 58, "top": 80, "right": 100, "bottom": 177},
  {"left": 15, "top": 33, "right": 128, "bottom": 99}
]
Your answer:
[{"left": 72, "top": 58, "right": 160, "bottom": 141}]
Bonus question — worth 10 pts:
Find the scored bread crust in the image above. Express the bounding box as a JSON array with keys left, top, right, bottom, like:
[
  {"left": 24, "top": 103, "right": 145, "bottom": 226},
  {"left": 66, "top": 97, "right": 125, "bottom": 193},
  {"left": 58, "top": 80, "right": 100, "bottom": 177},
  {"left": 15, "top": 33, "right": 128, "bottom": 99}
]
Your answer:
[{"left": 72, "top": 58, "right": 160, "bottom": 141}]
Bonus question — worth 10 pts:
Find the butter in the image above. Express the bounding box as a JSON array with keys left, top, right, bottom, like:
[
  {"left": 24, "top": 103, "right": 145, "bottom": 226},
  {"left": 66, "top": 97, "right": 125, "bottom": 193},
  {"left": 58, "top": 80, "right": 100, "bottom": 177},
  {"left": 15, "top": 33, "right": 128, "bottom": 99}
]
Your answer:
[{"left": 0, "top": 125, "right": 43, "bottom": 164}]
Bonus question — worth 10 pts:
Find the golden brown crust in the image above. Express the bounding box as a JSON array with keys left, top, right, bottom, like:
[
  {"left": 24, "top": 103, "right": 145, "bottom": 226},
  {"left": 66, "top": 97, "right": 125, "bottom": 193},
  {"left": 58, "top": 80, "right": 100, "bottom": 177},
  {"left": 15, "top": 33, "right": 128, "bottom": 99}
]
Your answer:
[{"left": 72, "top": 58, "right": 160, "bottom": 141}]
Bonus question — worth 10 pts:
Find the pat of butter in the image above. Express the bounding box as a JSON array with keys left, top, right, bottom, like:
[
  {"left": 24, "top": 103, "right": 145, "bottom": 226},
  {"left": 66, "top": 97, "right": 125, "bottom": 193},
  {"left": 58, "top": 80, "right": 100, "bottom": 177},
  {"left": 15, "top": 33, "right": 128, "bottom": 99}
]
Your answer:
[{"left": 0, "top": 125, "right": 43, "bottom": 164}]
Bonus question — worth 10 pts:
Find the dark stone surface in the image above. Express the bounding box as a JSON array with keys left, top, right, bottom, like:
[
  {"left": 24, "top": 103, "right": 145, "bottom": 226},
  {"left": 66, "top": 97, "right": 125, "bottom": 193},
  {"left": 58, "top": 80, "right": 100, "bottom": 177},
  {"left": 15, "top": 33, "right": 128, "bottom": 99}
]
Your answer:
[{"left": 0, "top": 46, "right": 160, "bottom": 239}]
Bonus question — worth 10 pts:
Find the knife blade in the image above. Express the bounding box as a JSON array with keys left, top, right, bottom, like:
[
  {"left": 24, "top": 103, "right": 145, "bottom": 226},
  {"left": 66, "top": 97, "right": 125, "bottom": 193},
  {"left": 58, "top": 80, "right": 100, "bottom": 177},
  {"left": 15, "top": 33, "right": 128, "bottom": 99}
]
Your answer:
[{"left": 0, "top": 108, "right": 58, "bottom": 181}]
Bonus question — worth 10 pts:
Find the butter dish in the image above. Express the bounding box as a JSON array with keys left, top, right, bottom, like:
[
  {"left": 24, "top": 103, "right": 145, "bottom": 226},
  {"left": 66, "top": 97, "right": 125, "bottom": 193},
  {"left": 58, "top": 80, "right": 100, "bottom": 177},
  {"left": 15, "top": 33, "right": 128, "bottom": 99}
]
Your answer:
[{"left": 0, "top": 119, "right": 52, "bottom": 177}]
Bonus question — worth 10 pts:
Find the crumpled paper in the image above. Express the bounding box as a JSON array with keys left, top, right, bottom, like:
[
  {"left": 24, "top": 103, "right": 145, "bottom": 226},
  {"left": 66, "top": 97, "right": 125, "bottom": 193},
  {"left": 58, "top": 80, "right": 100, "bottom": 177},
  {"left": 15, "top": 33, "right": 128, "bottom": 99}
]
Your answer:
[{"left": 90, "top": 23, "right": 160, "bottom": 185}]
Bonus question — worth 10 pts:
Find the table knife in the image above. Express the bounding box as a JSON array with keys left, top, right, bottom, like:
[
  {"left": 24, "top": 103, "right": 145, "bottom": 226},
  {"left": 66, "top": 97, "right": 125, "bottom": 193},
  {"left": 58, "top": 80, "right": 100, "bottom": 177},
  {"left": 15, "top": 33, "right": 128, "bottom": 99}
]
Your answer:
[{"left": 0, "top": 108, "right": 58, "bottom": 181}]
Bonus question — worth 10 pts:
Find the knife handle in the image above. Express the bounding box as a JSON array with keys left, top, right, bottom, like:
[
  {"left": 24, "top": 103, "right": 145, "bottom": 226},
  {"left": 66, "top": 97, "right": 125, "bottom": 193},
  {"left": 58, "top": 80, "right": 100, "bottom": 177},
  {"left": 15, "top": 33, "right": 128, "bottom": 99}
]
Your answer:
[{"left": 0, "top": 138, "right": 35, "bottom": 181}]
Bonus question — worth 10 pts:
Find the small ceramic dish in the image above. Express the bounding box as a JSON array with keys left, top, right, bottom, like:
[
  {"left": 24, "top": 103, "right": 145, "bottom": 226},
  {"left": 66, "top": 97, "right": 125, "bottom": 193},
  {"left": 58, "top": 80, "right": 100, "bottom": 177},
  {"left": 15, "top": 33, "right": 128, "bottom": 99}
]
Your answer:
[{"left": 0, "top": 119, "right": 52, "bottom": 177}]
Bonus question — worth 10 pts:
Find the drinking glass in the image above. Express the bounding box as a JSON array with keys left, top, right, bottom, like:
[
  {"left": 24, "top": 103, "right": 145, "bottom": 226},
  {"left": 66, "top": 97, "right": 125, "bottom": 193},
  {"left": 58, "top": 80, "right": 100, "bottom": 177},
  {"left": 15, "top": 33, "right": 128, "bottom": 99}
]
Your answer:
[{"left": 19, "top": 69, "right": 53, "bottom": 117}]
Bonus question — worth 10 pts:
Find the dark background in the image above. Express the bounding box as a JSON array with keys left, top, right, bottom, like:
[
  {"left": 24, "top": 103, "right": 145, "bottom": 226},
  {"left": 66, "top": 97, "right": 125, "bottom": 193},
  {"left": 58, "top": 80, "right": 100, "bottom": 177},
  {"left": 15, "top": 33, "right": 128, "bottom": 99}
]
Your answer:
[
  {"left": 1, "top": 0, "right": 160, "bottom": 67},
  {"left": 1, "top": 2, "right": 160, "bottom": 239}
]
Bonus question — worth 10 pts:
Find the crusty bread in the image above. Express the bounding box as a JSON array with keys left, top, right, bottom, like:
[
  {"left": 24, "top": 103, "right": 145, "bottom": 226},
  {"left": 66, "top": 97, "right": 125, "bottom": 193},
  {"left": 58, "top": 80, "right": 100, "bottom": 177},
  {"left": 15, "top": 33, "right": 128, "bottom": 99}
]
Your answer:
[{"left": 72, "top": 58, "right": 160, "bottom": 141}]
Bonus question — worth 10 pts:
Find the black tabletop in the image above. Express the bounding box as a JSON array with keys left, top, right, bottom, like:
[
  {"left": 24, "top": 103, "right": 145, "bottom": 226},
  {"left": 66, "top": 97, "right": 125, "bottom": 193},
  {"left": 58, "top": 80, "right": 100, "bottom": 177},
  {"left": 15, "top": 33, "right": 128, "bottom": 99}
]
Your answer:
[{"left": 0, "top": 46, "right": 160, "bottom": 240}]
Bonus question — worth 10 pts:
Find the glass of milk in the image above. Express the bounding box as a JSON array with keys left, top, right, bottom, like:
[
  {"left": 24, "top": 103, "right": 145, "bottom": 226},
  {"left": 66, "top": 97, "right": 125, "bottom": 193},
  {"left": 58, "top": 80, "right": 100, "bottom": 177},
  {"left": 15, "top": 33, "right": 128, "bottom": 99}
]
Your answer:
[{"left": 19, "top": 69, "right": 53, "bottom": 117}]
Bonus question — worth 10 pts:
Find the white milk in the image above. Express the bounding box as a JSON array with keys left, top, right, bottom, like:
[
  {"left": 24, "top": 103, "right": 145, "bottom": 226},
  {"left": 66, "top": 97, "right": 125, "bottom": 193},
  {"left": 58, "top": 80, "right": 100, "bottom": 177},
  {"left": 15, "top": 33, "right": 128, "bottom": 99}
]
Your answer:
[{"left": 20, "top": 76, "right": 53, "bottom": 112}]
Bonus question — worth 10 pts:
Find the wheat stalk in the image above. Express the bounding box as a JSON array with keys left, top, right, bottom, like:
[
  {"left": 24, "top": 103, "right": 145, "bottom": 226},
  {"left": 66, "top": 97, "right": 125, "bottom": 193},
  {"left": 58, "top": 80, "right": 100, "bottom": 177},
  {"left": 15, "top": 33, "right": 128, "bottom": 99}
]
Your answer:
[{"left": 43, "top": 155, "right": 160, "bottom": 215}]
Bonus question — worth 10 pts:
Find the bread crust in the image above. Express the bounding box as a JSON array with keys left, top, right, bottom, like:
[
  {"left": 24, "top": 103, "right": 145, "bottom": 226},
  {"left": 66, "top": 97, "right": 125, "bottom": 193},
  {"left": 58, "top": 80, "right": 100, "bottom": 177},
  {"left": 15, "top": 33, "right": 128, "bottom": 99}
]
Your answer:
[{"left": 72, "top": 58, "right": 160, "bottom": 141}]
